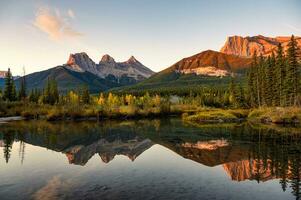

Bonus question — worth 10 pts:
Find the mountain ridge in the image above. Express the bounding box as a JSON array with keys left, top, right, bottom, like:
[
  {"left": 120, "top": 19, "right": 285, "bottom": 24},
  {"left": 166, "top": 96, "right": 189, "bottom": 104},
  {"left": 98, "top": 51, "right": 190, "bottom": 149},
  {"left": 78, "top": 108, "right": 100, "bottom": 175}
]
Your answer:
[
  {"left": 66, "top": 52, "right": 155, "bottom": 82},
  {"left": 220, "top": 35, "right": 301, "bottom": 57}
]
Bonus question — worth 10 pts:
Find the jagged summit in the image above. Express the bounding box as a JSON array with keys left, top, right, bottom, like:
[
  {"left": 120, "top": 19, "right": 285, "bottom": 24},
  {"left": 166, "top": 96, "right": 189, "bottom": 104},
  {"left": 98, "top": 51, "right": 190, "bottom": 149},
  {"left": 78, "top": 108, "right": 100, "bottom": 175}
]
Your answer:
[
  {"left": 65, "top": 52, "right": 154, "bottom": 82},
  {"left": 220, "top": 35, "right": 301, "bottom": 57},
  {"left": 126, "top": 56, "right": 139, "bottom": 63},
  {"left": 100, "top": 54, "right": 115, "bottom": 63},
  {"left": 66, "top": 52, "right": 98, "bottom": 74}
]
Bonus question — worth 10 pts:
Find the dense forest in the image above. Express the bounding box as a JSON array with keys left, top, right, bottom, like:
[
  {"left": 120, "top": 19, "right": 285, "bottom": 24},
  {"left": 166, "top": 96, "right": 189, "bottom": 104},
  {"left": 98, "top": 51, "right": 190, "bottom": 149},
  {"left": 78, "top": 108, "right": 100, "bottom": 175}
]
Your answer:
[{"left": 247, "top": 35, "right": 300, "bottom": 107}]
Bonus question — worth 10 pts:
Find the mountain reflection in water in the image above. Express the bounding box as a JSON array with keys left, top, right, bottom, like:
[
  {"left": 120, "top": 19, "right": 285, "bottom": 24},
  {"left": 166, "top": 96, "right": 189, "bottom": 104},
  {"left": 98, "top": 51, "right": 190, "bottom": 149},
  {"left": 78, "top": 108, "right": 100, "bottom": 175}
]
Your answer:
[{"left": 0, "top": 119, "right": 301, "bottom": 200}]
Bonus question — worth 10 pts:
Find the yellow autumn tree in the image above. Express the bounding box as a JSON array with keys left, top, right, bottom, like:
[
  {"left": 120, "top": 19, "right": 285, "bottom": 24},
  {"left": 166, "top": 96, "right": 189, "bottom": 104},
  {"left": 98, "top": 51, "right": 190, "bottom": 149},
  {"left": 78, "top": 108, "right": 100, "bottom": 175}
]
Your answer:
[
  {"left": 153, "top": 94, "right": 161, "bottom": 107},
  {"left": 68, "top": 91, "right": 79, "bottom": 105},
  {"left": 98, "top": 93, "right": 105, "bottom": 106},
  {"left": 125, "top": 94, "right": 134, "bottom": 106}
]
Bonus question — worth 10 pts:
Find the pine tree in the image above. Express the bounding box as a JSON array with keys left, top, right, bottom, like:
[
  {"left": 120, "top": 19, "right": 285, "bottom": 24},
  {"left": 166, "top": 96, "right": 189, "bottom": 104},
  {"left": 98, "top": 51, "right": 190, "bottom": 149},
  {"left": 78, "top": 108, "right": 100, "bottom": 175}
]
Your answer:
[
  {"left": 258, "top": 54, "right": 267, "bottom": 106},
  {"left": 50, "top": 79, "right": 59, "bottom": 104},
  {"left": 275, "top": 43, "right": 286, "bottom": 106},
  {"left": 18, "top": 68, "right": 26, "bottom": 101},
  {"left": 247, "top": 51, "right": 259, "bottom": 107},
  {"left": 270, "top": 52, "right": 278, "bottom": 106},
  {"left": 285, "top": 35, "right": 300, "bottom": 106},
  {"left": 42, "top": 78, "right": 59, "bottom": 105},
  {"left": 3, "top": 68, "right": 16, "bottom": 101},
  {"left": 265, "top": 56, "right": 274, "bottom": 106},
  {"left": 11, "top": 80, "right": 16, "bottom": 101},
  {"left": 237, "top": 84, "right": 246, "bottom": 108},
  {"left": 81, "top": 85, "right": 90, "bottom": 104},
  {"left": 229, "top": 77, "right": 237, "bottom": 107}
]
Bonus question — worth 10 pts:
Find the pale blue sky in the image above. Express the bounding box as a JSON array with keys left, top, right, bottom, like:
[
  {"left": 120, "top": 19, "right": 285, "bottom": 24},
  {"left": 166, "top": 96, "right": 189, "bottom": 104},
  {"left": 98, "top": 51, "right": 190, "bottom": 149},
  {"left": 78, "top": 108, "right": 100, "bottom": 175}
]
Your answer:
[{"left": 0, "top": 0, "right": 300, "bottom": 75}]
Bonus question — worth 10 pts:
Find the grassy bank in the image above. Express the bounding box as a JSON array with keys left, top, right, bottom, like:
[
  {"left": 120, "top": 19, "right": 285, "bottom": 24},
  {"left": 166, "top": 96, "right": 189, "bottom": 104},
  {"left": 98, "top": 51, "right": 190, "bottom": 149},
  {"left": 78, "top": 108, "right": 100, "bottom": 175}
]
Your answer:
[
  {"left": 182, "top": 107, "right": 301, "bottom": 125},
  {"left": 0, "top": 101, "right": 191, "bottom": 121},
  {"left": 182, "top": 109, "right": 249, "bottom": 123},
  {"left": 248, "top": 107, "right": 301, "bottom": 124},
  {"left": 1, "top": 100, "right": 300, "bottom": 125}
]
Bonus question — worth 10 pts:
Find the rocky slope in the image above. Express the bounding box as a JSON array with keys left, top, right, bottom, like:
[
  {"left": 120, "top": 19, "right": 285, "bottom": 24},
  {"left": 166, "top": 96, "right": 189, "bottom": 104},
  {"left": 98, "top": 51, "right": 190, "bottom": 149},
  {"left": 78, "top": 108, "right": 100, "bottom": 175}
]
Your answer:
[
  {"left": 66, "top": 52, "right": 154, "bottom": 85},
  {"left": 170, "top": 50, "right": 252, "bottom": 75},
  {"left": 220, "top": 35, "right": 301, "bottom": 57}
]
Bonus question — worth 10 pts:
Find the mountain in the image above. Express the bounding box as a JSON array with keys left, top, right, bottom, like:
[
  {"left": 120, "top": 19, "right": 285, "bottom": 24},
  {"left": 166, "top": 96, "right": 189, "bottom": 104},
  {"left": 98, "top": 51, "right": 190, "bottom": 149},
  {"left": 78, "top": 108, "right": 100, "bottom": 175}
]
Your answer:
[
  {"left": 0, "top": 71, "right": 7, "bottom": 78},
  {"left": 114, "top": 50, "right": 252, "bottom": 93},
  {"left": 66, "top": 52, "right": 154, "bottom": 85},
  {"left": 12, "top": 52, "right": 154, "bottom": 93},
  {"left": 220, "top": 35, "right": 301, "bottom": 57},
  {"left": 15, "top": 66, "right": 120, "bottom": 93}
]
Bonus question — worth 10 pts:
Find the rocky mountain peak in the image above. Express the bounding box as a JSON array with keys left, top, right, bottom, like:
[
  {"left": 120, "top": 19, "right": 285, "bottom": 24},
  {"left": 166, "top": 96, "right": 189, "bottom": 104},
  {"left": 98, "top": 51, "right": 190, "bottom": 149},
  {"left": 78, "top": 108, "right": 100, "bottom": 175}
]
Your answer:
[
  {"left": 100, "top": 54, "right": 115, "bottom": 63},
  {"left": 67, "top": 52, "right": 89, "bottom": 66},
  {"left": 66, "top": 52, "right": 98, "bottom": 74},
  {"left": 220, "top": 35, "right": 301, "bottom": 57},
  {"left": 126, "top": 56, "right": 139, "bottom": 64},
  {"left": 0, "top": 71, "right": 7, "bottom": 78},
  {"left": 65, "top": 52, "right": 154, "bottom": 81}
]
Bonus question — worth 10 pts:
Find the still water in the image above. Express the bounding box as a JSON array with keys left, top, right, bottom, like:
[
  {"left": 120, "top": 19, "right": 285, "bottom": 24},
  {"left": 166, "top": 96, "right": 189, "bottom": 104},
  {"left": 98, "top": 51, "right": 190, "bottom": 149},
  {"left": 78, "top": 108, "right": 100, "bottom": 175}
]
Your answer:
[{"left": 0, "top": 119, "right": 301, "bottom": 200}]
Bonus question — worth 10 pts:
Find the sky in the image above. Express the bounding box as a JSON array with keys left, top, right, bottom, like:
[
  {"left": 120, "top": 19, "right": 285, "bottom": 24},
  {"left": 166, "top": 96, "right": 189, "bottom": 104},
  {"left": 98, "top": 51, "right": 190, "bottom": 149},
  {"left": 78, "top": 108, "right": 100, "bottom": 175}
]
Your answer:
[{"left": 0, "top": 0, "right": 300, "bottom": 75}]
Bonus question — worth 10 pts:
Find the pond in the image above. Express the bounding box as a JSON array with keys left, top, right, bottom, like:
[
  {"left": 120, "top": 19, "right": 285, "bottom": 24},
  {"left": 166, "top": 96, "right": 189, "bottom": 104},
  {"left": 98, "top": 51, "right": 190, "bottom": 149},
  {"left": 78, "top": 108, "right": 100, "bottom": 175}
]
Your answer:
[{"left": 0, "top": 119, "right": 301, "bottom": 200}]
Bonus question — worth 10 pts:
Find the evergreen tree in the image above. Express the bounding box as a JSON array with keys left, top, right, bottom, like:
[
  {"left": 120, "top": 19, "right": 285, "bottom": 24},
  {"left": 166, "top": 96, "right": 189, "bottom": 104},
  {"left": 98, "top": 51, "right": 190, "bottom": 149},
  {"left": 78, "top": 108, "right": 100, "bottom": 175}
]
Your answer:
[
  {"left": 247, "top": 51, "right": 259, "bottom": 107},
  {"left": 275, "top": 43, "right": 286, "bottom": 106},
  {"left": 42, "top": 78, "right": 59, "bottom": 105},
  {"left": 249, "top": 51, "right": 261, "bottom": 107},
  {"left": 285, "top": 35, "right": 300, "bottom": 106},
  {"left": 270, "top": 52, "right": 278, "bottom": 106},
  {"left": 18, "top": 68, "right": 26, "bottom": 101},
  {"left": 3, "top": 68, "right": 16, "bottom": 101},
  {"left": 229, "top": 77, "right": 237, "bottom": 107},
  {"left": 11, "top": 80, "right": 16, "bottom": 101},
  {"left": 237, "top": 84, "right": 246, "bottom": 108},
  {"left": 50, "top": 79, "right": 59, "bottom": 104},
  {"left": 265, "top": 56, "right": 274, "bottom": 106},
  {"left": 29, "top": 89, "right": 41, "bottom": 103},
  {"left": 81, "top": 85, "right": 90, "bottom": 104},
  {"left": 258, "top": 54, "right": 267, "bottom": 106}
]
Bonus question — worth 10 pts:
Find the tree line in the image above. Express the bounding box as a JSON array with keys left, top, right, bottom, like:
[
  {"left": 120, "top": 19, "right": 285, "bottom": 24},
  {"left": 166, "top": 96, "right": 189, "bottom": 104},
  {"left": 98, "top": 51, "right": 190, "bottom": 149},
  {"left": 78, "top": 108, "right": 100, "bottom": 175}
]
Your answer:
[
  {"left": 0, "top": 70, "right": 90, "bottom": 105},
  {"left": 1, "top": 35, "right": 299, "bottom": 109},
  {"left": 247, "top": 35, "right": 300, "bottom": 107}
]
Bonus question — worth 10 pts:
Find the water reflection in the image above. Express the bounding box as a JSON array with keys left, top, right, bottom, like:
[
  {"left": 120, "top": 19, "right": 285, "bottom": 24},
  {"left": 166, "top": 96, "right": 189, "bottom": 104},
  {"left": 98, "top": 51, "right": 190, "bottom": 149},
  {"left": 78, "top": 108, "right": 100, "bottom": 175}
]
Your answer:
[{"left": 0, "top": 119, "right": 301, "bottom": 199}]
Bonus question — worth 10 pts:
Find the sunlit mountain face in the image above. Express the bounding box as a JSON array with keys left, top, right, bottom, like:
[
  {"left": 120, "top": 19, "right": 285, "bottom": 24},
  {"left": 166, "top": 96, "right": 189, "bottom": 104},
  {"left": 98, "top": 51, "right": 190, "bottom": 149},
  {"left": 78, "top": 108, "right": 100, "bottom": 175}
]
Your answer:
[{"left": 0, "top": 119, "right": 301, "bottom": 199}]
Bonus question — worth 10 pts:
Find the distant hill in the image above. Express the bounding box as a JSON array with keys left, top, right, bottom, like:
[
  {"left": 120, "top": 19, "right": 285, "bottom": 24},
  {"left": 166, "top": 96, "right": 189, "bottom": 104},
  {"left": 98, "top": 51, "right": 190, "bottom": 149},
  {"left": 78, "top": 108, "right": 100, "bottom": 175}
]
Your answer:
[
  {"left": 220, "top": 35, "right": 301, "bottom": 57},
  {"left": 113, "top": 50, "right": 252, "bottom": 94},
  {"left": 15, "top": 66, "right": 121, "bottom": 93}
]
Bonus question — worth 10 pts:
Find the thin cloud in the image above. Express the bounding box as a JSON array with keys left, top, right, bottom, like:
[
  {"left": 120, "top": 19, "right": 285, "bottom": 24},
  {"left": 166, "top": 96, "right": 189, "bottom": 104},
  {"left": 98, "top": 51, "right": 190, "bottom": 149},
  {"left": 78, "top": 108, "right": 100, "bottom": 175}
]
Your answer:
[
  {"left": 285, "top": 24, "right": 301, "bottom": 34},
  {"left": 33, "top": 7, "right": 82, "bottom": 40},
  {"left": 68, "top": 9, "right": 75, "bottom": 19}
]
